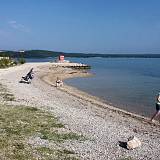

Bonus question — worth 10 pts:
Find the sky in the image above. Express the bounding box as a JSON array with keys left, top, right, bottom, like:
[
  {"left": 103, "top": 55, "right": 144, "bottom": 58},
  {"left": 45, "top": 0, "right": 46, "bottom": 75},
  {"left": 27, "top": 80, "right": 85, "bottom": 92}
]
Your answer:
[{"left": 0, "top": 0, "right": 160, "bottom": 53}]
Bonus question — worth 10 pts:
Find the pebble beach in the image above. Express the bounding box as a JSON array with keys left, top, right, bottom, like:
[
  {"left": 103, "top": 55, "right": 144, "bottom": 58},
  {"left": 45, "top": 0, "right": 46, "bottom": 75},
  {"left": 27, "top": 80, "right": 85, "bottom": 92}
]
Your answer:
[{"left": 0, "top": 62, "right": 160, "bottom": 160}]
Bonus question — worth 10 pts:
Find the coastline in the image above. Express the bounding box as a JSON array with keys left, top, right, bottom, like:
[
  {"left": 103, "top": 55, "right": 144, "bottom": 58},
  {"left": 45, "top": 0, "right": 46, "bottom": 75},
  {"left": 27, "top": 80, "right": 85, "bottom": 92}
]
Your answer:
[
  {"left": 0, "top": 62, "right": 160, "bottom": 160},
  {"left": 40, "top": 64, "right": 158, "bottom": 125}
]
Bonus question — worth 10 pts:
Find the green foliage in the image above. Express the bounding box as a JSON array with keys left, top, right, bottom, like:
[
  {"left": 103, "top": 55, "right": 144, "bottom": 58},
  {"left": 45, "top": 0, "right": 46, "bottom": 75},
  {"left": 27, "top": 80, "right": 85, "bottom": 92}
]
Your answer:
[
  {"left": 0, "top": 56, "right": 26, "bottom": 68},
  {"left": 0, "top": 50, "right": 62, "bottom": 58},
  {"left": 0, "top": 57, "right": 11, "bottom": 68},
  {"left": 18, "top": 58, "right": 26, "bottom": 64},
  {"left": 0, "top": 57, "right": 17, "bottom": 68}
]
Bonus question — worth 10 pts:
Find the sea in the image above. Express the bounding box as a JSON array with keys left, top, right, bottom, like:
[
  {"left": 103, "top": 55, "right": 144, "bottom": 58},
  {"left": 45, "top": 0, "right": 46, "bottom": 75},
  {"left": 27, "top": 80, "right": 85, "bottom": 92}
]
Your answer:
[{"left": 27, "top": 57, "right": 160, "bottom": 117}]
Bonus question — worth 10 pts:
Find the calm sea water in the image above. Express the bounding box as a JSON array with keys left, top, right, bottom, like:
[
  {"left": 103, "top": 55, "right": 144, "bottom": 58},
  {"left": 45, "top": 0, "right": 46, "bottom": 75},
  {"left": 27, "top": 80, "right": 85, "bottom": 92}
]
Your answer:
[
  {"left": 26, "top": 57, "right": 160, "bottom": 117},
  {"left": 65, "top": 58, "right": 160, "bottom": 117}
]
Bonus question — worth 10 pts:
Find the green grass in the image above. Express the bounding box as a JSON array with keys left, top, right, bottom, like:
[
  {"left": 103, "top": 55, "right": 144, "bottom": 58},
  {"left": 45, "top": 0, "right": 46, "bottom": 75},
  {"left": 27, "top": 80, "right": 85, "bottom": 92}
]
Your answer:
[
  {"left": 36, "top": 147, "right": 78, "bottom": 160},
  {"left": 0, "top": 105, "right": 82, "bottom": 160}
]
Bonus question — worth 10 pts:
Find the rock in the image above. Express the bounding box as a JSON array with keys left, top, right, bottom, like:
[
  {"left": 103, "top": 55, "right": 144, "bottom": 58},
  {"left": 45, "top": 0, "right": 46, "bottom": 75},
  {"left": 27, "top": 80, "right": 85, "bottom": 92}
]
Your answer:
[
  {"left": 133, "top": 128, "right": 138, "bottom": 133},
  {"left": 127, "top": 136, "right": 141, "bottom": 150}
]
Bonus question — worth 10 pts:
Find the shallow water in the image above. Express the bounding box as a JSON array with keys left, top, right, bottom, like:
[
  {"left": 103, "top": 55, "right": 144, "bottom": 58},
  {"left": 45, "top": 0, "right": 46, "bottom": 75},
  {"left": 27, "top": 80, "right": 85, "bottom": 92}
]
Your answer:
[
  {"left": 26, "top": 57, "right": 160, "bottom": 117},
  {"left": 65, "top": 58, "right": 160, "bottom": 117}
]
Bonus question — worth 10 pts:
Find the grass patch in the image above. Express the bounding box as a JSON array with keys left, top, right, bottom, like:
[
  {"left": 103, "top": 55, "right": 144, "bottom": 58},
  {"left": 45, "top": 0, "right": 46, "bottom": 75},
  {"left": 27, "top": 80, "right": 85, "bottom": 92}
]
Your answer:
[
  {"left": 0, "top": 105, "right": 82, "bottom": 159},
  {"left": 40, "top": 130, "right": 84, "bottom": 142},
  {"left": 36, "top": 147, "right": 78, "bottom": 160}
]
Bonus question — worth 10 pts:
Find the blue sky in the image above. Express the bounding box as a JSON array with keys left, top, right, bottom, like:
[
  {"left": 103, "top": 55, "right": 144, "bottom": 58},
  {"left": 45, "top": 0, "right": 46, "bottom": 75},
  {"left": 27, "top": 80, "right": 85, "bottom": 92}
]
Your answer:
[{"left": 0, "top": 0, "right": 160, "bottom": 53}]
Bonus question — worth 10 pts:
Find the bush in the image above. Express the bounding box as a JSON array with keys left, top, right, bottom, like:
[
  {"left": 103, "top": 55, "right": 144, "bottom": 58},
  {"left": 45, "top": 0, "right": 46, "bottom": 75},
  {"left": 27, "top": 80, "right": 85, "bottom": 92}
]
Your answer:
[
  {"left": 0, "top": 57, "right": 18, "bottom": 68},
  {"left": 0, "top": 58, "right": 11, "bottom": 68},
  {"left": 0, "top": 57, "right": 26, "bottom": 68},
  {"left": 18, "top": 58, "right": 26, "bottom": 64}
]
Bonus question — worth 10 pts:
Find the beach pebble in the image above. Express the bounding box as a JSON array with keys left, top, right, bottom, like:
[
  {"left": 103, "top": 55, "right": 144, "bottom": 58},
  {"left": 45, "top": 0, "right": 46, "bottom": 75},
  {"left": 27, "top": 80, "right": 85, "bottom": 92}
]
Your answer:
[{"left": 127, "top": 136, "right": 142, "bottom": 150}]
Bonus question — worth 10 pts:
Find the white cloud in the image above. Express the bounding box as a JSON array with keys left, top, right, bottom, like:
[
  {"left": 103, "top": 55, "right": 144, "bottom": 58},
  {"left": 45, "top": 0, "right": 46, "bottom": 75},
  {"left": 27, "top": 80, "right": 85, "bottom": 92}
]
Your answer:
[{"left": 8, "top": 20, "right": 30, "bottom": 33}]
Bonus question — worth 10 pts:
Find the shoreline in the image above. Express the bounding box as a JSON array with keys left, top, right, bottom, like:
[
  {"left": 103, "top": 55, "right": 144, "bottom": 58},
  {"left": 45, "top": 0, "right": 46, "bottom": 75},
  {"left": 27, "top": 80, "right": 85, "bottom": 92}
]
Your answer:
[
  {"left": 40, "top": 64, "right": 159, "bottom": 126},
  {"left": 0, "top": 62, "right": 160, "bottom": 160}
]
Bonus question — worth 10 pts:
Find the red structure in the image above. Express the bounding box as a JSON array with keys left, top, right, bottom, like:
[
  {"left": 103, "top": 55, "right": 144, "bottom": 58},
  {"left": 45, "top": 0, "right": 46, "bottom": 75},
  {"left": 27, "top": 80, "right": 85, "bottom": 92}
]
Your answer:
[{"left": 59, "top": 55, "right": 64, "bottom": 61}]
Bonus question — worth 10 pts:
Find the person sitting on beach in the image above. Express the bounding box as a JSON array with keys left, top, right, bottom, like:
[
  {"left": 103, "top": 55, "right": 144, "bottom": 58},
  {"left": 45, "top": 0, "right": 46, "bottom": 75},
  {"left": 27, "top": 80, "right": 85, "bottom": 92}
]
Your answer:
[
  {"left": 21, "top": 68, "right": 34, "bottom": 82},
  {"left": 56, "top": 77, "right": 63, "bottom": 87},
  {"left": 27, "top": 68, "right": 34, "bottom": 80},
  {"left": 151, "top": 93, "right": 160, "bottom": 122}
]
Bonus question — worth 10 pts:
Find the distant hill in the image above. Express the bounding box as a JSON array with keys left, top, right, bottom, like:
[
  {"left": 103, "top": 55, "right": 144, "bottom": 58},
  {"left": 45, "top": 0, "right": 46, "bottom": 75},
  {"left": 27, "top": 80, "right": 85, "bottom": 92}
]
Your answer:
[
  {"left": 0, "top": 50, "right": 62, "bottom": 58},
  {"left": 0, "top": 50, "right": 160, "bottom": 58}
]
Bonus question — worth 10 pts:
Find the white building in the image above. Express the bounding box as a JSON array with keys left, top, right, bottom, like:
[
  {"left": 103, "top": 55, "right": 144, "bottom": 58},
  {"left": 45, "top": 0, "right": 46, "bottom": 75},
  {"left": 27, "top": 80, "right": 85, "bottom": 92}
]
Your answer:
[{"left": 19, "top": 50, "right": 25, "bottom": 53}]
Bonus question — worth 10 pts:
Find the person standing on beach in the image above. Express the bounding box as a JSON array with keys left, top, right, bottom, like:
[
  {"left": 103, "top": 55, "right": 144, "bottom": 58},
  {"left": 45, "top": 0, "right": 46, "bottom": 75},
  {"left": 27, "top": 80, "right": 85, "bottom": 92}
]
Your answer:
[{"left": 151, "top": 93, "right": 160, "bottom": 121}]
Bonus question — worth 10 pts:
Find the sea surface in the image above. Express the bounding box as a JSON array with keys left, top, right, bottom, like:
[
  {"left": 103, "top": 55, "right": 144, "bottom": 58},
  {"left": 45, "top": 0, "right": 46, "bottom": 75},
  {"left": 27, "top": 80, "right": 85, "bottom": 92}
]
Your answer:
[
  {"left": 65, "top": 57, "right": 160, "bottom": 117},
  {"left": 27, "top": 57, "right": 160, "bottom": 117}
]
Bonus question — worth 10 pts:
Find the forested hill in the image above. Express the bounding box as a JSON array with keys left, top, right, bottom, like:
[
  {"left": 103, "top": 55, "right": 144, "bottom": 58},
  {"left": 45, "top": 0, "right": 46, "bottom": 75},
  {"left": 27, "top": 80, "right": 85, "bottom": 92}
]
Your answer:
[
  {"left": 0, "top": 50, "right": 62, "bottom": 58},
  {"left": 0, "top": 50, "right": 160, "bottom": 58}
]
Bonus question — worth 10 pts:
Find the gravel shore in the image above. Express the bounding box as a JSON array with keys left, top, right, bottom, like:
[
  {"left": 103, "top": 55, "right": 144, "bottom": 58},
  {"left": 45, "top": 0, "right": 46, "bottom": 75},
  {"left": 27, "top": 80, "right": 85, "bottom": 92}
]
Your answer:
[{"left": 0, "top": 63, "right": 160, "bottom": 160}]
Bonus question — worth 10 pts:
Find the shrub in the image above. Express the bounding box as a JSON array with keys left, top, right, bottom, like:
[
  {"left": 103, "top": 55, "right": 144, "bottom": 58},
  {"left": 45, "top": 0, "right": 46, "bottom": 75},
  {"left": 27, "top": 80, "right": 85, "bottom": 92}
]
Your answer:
[
  {"left": 18, "top": 58, "right": 26, "bottom": 64},
  {"left": 0, "top": 58, "right": 11, "bottom": 68},
  {"left": 0, "top": 57, "right": 18, "bottom": 68}
]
